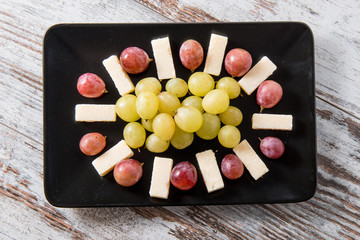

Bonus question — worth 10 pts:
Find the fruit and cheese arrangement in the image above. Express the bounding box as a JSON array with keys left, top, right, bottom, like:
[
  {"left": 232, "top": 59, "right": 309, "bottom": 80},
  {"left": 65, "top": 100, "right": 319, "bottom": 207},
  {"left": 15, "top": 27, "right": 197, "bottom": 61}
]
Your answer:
[{"left": 74, "top": 32, "right": 293, "bottom": 200}]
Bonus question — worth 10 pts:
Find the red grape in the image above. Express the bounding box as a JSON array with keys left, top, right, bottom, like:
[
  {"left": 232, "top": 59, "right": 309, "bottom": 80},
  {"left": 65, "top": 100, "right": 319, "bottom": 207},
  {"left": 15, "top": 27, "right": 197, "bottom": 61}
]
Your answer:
[
  {"left": 170, "top": 161, "right": 197, "bottom": 190},
  {"left": 179, "top": 40, "right": 204, "bottom": 71},
  {"left": 77, "top": 73, "right": 106, "bottom": 98},
  {"left": 221, "top": 154, "right": 244, "bottom": 180},
  {"left": 120, "top": 47, "right": 150, "bottom": 74},
  {"left": 256, "top": 80, "right": 283, "bottom": 110},
  {"left": 260, "top": 137, "right": 285, "bottom": 159},
  {"left": 79, "top": 132, "right": 106, "bottom": 156},
  {"left": 224, "top": 48, "right": 252, "bottom": 77},
  {"left": 113, "top": 159, "right": 143, "bottom": 187}
]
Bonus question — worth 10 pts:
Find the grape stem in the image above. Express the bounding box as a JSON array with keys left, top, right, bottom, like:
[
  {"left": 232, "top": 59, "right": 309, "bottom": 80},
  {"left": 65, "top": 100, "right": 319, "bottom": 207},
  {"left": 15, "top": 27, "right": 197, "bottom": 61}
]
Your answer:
[
  {"left": 258, "top": 137, "right": 262, "bottom": 142},
  {"left": 103, "top": 89, "right": 108, "bottom": 93},
  {"left": 260, "top": 106, "right": 264, "bottom": 113}
]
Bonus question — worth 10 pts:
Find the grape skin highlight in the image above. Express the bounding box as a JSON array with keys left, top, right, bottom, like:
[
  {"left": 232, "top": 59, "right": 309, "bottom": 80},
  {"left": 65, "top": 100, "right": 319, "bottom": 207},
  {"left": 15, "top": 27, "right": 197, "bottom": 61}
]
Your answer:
[
  {"left": 218, "top": 106, "right": 243, "bottom": 126},
  {"left": 260, "top": 137, "right": 285, "bottom": 159},
  {"left": 123, "top": 122, "right": 146, "bottom": 148},
  {"left": 113, "top": 159, "right": 143, "bottom": 187},
  {"left": 120, "top": 47, "right": 150, "bottom": 74},
  {"left": 216, "top": 77, "right": 241, "bottom": 99},
  {"left": 135, "top": 77, "right": 162, "bottom": 96},
  {"left": 218, "top": 125, "right": 241, "bottom": 148},
  {"left": 170, "top": 161, "right": 198, "bottom": 190},
  {"left": 174, "top": 106, "right": 203, "bottom": 133},
  {"left": 136, "top": 91, "right": 159, "bottom": 119},
  {"left": 152, "top": 113, "right": 176, "bottom": 141},
  {"left": 196, "top": 113, "right": 221, "bottom": 140},
  {"left": 79, "top": 132, "right": 106, "bottom": 156},
  {"left": 170, "top": 126, "right": 194, "bottom": 150},
  {"left": 77, "top": 73, "right": 106, "bottom": 98},
  {"left": 188, "top": 72, "right": 214, "bottom": 97},
  {"left": 179, "top": 40, "right": 204, "bottom": 71},
  {"left": 166, "top": 78, "right": 188, "bottom": 98},
  {"left": 146, "top": 133, "right": 170, "bottom": 153},
  {"left": 202, "top": 89, "right": 229, "bottom": 114},
  {"left": 115, "top": 94, "right": 140, "bottom": 122}
]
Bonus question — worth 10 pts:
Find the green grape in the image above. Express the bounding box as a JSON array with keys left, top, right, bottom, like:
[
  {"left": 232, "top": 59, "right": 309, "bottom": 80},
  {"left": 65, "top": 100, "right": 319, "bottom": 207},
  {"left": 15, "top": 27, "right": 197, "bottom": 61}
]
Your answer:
[
  {"left": 202, "top": 89, "right": 229, "bottom": 114},
  {"left": 181, "top": 95, "right": 203, "bottom": 112},
  {"left": 218, "top": 106, "right": 243, "bottom": 126},
  {"left": 218, "top": 125, "right": 241, "bottom": 148},
  {"left": 146, "top": 133, "right": 170, "bottom": 153},
  {"left": 115, "top": 94, "right": 140, "bottom": 122},
  {"left": 174, "top": 106, "right": 203, "bottom": 133},
  {"left": 141, "top": 118, "right": 154, "bottom": 132},
  {"left": 152, "top": 113, "right": 175, "bottom": 141},
  {"left": 216, "top": 77, "right": 241, "bottom": 99},
  {"left": 188, "top": 72, "right": 214, "bottom": 97},
  {"left": 165, "top": 78, "right": 188, "bottom": 98},
  {"left": 136, "top": 92, "right": 159, "bottom": 119},
  {"left": 135, "top": 77, "right": 162, "bottom": 96},
  {"left": 158, "top": 91, "right": 181, "bottom": 116},
  {"left": 123, "top": 122, "right": 146, "bottom": 148},
  {"left": 196, "top": 113, "right": 221, "bottom": 140},
  {"left": 170, "top": 126, "right": 194, "bottom": 150}
]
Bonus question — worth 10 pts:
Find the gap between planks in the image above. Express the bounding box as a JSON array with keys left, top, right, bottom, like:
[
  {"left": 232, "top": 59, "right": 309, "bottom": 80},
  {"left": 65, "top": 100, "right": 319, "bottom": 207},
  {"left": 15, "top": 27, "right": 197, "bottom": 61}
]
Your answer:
[{"left": 316, "top": 94, "right": 360, "bottom": 120}]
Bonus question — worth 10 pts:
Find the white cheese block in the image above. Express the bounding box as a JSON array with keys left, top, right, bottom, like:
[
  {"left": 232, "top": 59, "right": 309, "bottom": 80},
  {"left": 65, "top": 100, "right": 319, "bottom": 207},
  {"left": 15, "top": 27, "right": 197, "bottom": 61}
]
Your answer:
[
  {"left": 149, "top": 157, "right": 173, "bottom": 199},
  {"left": 238, "top": 56, "right": 277, "bottom": 95},
  {"left": 252, "top": 113, "right": 293, "bottom": 131},
  {"left": 203, "top": 33, "right": 228, "bottom": 76},
  {"left": 151, "top": 37, "right": 176, "bottom": 80},
  {"left": 92, "top": 140, "right": 134, "bottom": 176},
  {"left": 75, "top": 104, "right": 116, "bottom": 122},
  {"left": 102, "top": 55, "right": 135, "bottom": 96},
  {"left": 196, "top": 149, "right": 224, "bottom": 193},
  {"left": 233, "top": 140, "right": 269, "bottom": 180}
]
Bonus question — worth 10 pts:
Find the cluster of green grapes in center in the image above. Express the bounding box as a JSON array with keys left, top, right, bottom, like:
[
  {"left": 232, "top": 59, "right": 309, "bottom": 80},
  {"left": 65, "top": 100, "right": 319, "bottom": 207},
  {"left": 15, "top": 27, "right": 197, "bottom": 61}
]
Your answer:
[{"left": 115, "top": 72, "right": 243, "bottom": 153}]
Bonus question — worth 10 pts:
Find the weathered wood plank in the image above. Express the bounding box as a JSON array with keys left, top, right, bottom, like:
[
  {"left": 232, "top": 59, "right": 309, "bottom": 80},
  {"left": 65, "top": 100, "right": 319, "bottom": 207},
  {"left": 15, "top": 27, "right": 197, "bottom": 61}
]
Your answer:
[
  {"left": 0, "top": 0, "right": 169, "bottom": 144},
  {"left": 2, "top": 96, "right": 358, "bottom": 239},
  {"left": 0, "top": 0, "right": 359, "bottom": 239},
  {"left": 134, "top": 0, "right": 360, "bottom": 119}
]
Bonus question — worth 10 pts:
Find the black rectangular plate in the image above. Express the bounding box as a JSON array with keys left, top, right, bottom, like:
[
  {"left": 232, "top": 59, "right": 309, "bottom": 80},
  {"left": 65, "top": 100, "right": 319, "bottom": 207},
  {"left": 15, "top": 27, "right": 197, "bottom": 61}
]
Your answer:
[{"left": 43, "top": 22, "right": 316, "bottom": 207}]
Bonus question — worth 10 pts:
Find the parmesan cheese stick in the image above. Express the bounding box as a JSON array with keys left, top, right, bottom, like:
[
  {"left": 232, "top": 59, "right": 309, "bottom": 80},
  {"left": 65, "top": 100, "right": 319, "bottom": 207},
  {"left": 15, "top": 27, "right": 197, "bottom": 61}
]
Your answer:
[
  {"left": 238, "top": 56, "right": 277, "bottom": 95},
  {"left": 203, "top": 33, "right": 228, "bottom": 76},
  {"left": 102, "top": 55, "right": 135, "bottom": 96},
  {"left": 149, "top": 157, "right": 173, "bottom": 199},
  {"left": 75, "top": 104, "right": 116, "bottom": 122},
  {"left": 92, "top": 140, "right": 134, "bottom": 176},
  {"left": 151, "top": 37, "right": 176, "bottom": 80},
  {"left": 233, "top": 140, "right": 269, "bottom": 180},
  {"left": 252, "top": 113, "right": 293, "bottom": 131},
  {"left": 196, "top": 149, "right": 224, "bottom": 193}
]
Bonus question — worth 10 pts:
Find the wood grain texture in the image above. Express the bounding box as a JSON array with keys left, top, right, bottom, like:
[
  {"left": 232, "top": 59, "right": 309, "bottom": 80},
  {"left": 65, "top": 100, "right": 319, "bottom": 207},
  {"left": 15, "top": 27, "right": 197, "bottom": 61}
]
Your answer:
[
  {"left": 135, "top": 0, "right": 360, "bottom": 120},
  {"left": 1, "top": 0, "right": 359, "bottom": 239}
]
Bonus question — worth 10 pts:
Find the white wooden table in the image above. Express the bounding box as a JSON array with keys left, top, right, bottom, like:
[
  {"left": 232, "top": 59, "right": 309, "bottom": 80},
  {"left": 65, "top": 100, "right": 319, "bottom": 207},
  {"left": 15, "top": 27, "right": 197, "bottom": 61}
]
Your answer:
[{"left": 1, "top": 0, "right": 359, "bottom": 239}]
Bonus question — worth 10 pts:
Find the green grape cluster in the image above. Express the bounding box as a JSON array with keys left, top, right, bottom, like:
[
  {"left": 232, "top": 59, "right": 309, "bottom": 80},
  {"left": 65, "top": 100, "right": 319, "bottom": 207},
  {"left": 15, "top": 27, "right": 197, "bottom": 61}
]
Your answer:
[{"left": 115, "top": 73, "right": 243, "bottom": 152}]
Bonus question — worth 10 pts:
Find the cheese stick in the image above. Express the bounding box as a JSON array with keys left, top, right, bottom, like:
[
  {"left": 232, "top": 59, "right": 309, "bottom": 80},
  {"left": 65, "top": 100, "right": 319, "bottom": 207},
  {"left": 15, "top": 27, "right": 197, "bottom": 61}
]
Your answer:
[
  {"left": 252, "top": 113, "right": 293, "bottom": 131},
  {"left": 233, "top": 140, "right": 269, "bottom": 180},
  {"left": 203, "top": 33, "right": 228, "bottom": 76},
  {"left": 151, "top": 37, "right": 176, "bottom": 80},
  {"left": 75, "top": 104, "right": 116, "bottom": 122},
  {"left": 239, "top": 56, "right": 277, "bottom": 95},
  {"left": 92, "top": 140, "right": 134, "bottom": 176},
  {"left": 149, "top": 157, "right": 173, "bottom": 199},
  {"left": 196, "top": 149, "right": 224, "bottom": 193},
  {"left": 102, "top": 55, "right": 134, "bottom": 96}
]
